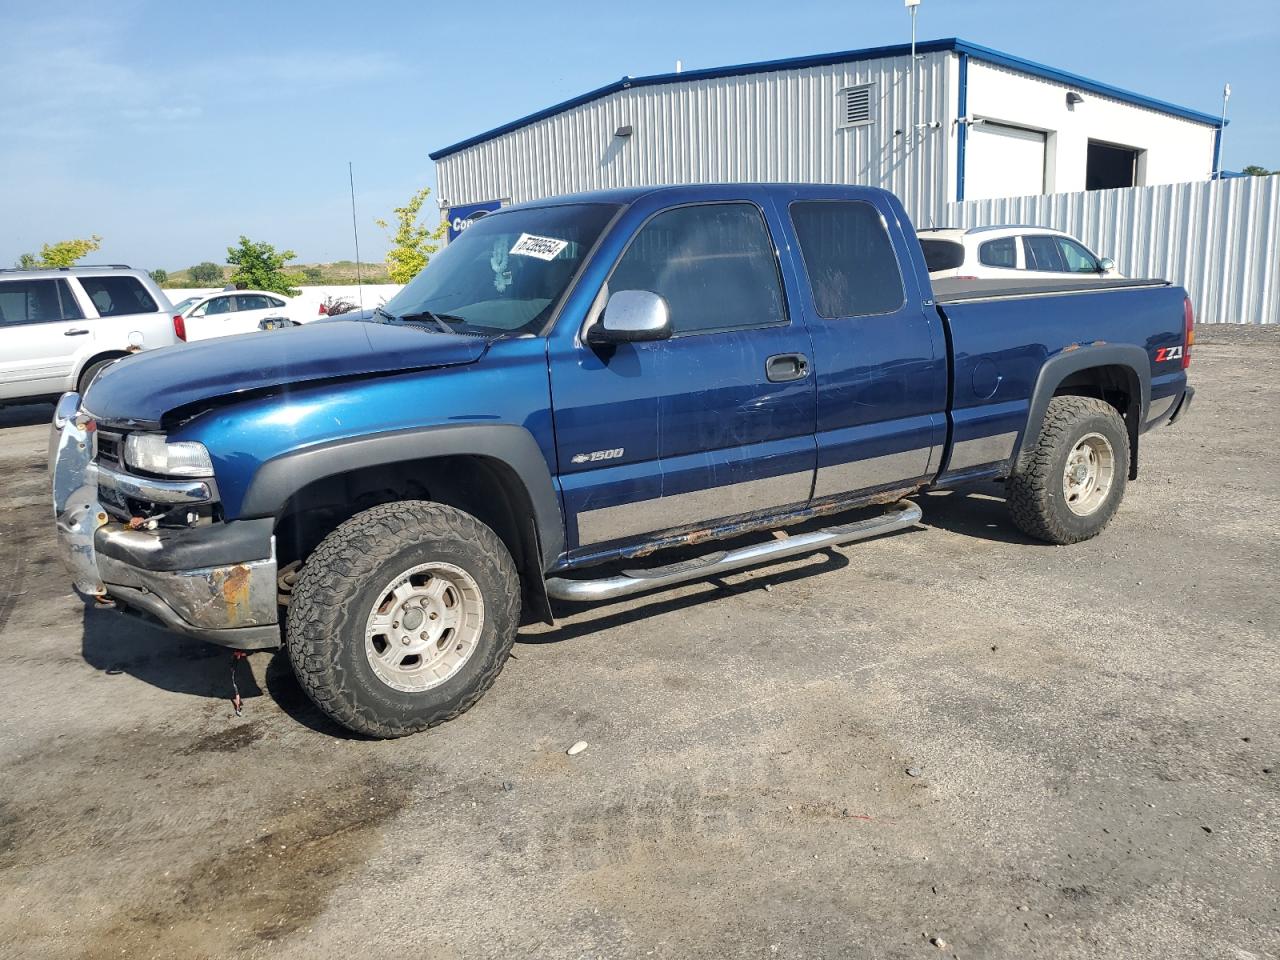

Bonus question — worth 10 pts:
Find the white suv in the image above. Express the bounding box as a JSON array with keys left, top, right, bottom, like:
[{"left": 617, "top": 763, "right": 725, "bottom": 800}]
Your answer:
[
  {"left": 0, "top": 266, "right": 177, "bottom": 404},
  {"left": 918, "top": 226, "right": 1123, "bottom": 281}
]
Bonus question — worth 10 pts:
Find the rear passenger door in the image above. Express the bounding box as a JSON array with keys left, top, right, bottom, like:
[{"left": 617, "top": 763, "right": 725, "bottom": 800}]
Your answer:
[
  {"left": 781, "top": 195, "right": 947, "bottom": 499},
  {"left": 548, "top": 194, "right": 817, "bottom": 553},
  {"left": 234, "top": 294, "right": 274, "bottom": 332}
]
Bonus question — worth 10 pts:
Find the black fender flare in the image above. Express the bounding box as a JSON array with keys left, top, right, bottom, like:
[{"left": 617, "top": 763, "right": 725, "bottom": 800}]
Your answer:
[
  {"left": 238, "top": 423, "right": 564, "bottom": 567},
  {"left": 1016, "top": 344, "right": 1150, "bottom": 479}
]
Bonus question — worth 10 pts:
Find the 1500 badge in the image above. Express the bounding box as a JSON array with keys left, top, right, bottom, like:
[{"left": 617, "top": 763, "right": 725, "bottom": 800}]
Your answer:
[
  {"left": 1155, "top": 346, "right": 1184, "bottom": 362},
  {"left": 571, "top": 448, "right": 624, "bottom": 464}
]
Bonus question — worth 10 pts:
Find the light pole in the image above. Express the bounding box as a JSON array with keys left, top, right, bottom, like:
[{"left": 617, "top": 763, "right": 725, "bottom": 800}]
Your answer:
[
  {"left": 906, "top": 0, "right": 920, "bottom": 146},
  {"left": 1216, "top": 82, "right": 1231, "bottom": 178}
]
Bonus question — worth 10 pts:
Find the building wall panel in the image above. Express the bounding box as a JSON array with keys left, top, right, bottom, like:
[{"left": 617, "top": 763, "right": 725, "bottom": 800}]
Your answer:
[{"left": 435, "top": 51, "right": 957, "bottom": 227}]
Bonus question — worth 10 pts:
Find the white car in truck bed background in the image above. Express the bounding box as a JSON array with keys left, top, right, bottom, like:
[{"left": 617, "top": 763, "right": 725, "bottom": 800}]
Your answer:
[
  {"left": 0, "top": 265, "right": 175, "bottom": 403},
  {"left": 919, "top": 225, "right": 1124, "bottom": 281}
]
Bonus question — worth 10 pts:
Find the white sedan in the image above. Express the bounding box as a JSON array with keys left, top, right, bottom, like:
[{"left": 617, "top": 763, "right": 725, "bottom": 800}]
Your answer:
[
  {"left": 173, "top": 290, "right": 307, "bottom": 341},
  {"left": 918, "top": 226, "right": 1122, "bottom": 281}
]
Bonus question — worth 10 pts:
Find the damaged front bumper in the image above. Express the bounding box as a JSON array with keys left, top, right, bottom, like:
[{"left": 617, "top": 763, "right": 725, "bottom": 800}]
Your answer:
[{"left": 50, "top": 394, "right": 281, "bottom": 650}]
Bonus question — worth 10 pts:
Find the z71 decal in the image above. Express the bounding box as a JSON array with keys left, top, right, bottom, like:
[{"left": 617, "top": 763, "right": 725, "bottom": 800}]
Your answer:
[{"left": 1154, "top": 345, "right": 1184, "bottom": 363}]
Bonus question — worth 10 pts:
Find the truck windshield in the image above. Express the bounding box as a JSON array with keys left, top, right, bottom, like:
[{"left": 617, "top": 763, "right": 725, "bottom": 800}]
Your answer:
[{"left": 382, "top": 202, "right": 619, "bottom": 337}]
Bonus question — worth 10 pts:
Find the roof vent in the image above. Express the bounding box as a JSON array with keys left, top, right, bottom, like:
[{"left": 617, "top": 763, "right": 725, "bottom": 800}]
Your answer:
[{"left": 839, "top": 84, "right": 875, "bottom": 128}]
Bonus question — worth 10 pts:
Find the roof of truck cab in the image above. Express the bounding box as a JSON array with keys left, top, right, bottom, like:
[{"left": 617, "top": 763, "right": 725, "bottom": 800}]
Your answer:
[{"left": 502, "top": 182, "right": 893, "bottom": 212}]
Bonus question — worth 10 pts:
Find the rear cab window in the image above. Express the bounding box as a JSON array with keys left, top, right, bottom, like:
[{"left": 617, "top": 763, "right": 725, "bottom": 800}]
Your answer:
[
  {"left": 0, "top": 278, "right": 85, "bottom": 326},
  {"left": 788, "top": 200, "right": 905, "bottom": 318},
  {"left": 978, "top": 237, "right": 1017, "bottom": 268},
  {"left": 77, "top": 276, "right": 158, "bottom": 317}
]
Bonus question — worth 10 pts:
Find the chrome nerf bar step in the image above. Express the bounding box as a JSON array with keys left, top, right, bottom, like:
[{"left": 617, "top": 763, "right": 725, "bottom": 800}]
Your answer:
[{"left": 545, "top": 500, "right": 922, "bottom": 602}]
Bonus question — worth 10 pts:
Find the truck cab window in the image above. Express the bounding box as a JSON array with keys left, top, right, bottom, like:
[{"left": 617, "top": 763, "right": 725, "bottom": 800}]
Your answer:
[
  {"left": 609, "top": 202, "right": 787, "bottom": 335},
  {"left": 789, "top": 200, "right": 905, "bottom": 318}
]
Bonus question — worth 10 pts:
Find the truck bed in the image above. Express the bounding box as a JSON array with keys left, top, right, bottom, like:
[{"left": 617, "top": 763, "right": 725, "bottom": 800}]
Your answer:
[{"left": 932, "top": 277, "right": 1170, "bottom": 304}]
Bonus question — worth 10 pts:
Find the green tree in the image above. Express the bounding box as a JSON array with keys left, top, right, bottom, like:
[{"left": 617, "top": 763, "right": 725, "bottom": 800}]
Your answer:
[
  {"left": 1242, "top": 164, "right": 1276, "bottom": 176},
  {"left": 18, "top": 235, "right": 103, "bottom": 268},
  {"left": 225, "top": 237, "right": 301, "bottom": 296},
  {"left": 303, "top": 266, "right": 324, "bottom": 282},
  {"left": 188, "top": 261, "right": 224, "bottom": 284},
  {"left": 375, "top": 186, "right": 446, "bottom": 284},
  {"left": 149, "top": 268, "right": 168, "bottom": 285}
]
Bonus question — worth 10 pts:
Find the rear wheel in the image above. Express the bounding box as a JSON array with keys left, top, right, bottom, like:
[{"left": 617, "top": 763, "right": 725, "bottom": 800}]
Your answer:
[
  {"left": 285, "top": 500, "right": 520, "bottom": 738},
  {"left": 1007, "top": 395, "right": 1129, "bottom": 544}
]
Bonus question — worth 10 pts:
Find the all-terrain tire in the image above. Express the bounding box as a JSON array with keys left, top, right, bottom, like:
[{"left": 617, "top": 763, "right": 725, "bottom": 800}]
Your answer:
[
  {"left": 286, "top": 500, "right": 520, "bottom": 738},
  {"left": 1007, "top": 395, "right": 1130, "bottom": 545}
]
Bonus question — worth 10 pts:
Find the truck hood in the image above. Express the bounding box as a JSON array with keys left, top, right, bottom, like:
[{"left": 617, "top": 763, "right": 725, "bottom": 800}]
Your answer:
[{"left": 83, "top": 320, "right": 489, "bottom": 427}]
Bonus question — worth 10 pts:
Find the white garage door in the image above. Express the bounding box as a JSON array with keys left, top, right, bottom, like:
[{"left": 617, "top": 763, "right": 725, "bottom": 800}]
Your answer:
[{"left": 965, "top": 122, "right": 1046, "bottom": 200}]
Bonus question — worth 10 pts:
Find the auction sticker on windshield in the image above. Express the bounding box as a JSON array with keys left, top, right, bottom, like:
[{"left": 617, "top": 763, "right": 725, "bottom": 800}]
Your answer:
[{"left": 510, "top": 233, "right": 569, "bottom": 261}]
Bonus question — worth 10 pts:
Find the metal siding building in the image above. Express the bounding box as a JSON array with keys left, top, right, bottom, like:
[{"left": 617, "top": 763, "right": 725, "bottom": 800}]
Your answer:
[{"left": 431, "top": 38, "right": 1222, "bottom": 230}]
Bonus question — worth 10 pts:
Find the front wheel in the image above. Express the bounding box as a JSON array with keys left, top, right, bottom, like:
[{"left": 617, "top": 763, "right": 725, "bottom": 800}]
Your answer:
[
  {"left": 1007, "top": 395, "right": 1130, "bottom": 544},
  {"left": 286, "top": 500, "right": 520, "bottom": 738}
]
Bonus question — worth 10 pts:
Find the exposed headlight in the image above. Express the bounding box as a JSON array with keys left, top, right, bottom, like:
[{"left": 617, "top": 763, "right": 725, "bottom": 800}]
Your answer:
[{"left": 124, "top": 433, "right": 214, "bottom": 477}]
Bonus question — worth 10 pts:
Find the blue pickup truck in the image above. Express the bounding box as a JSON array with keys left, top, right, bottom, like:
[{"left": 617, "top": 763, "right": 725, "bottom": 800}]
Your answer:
[{"left": 51, "top": 183, "right": 1194, "bottom": 737}]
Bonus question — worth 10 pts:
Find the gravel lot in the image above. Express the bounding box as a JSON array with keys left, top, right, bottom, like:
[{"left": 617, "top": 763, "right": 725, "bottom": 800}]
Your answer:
[{"left": 1, "top": 327, "right": 1276, "bottom": 960}]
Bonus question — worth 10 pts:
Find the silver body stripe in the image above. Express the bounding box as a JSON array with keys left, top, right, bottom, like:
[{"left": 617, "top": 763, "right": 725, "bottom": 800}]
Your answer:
[
  {"left": 947, "top": 430, "right": 1019, "bottom": 471},
  {"left": 813, "top": 446, "right": 935, "bottom": 499},
  {"left": 576, "top": 470, "right": 812, "bottom": 546}
]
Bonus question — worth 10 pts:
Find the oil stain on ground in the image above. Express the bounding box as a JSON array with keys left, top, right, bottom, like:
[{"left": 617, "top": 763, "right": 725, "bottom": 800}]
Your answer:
[{"left": 79, "top": 765, "right": 412, "bottom": 959}]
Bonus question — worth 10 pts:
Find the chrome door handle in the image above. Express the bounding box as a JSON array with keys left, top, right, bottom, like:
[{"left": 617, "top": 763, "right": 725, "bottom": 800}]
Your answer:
[
  {"left": 766, "top": 353, "right": 809, "bottom": 383},
  {"left": 64, "top": 328, "right": 90, "bottom": 336}
]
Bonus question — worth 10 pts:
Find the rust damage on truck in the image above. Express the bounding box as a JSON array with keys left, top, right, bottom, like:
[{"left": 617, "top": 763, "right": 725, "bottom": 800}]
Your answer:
[
  {"left": 614, "top": 485, "right": 922, "bottom": 561},
  {"left": 215, "top": 563, "right": 254, "bottom": 624}
]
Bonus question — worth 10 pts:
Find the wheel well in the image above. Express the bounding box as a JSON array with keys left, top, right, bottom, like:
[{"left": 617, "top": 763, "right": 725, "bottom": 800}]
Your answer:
[
  {"left": 1052, "top": 364, "right": 1141, "bottom": 479},
  {"left": 77, "top": 351, "right": 130, "bottom": 388},
  {"left": 273, "top": 455, "right": 552, "bottom": 625}
]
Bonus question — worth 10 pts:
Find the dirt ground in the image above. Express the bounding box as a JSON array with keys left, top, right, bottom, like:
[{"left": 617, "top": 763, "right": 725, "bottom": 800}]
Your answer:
[{"left": 1, "top": 326, "right": 1277, "bottom": 960}]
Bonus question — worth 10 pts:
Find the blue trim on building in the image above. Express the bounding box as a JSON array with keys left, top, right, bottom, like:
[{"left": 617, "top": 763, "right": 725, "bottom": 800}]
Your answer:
[
  {"left": 429, "top": 37, "right": 1224, "bottom": 161},
  {"left": 955, "top": 52, "right": 969, "bottom": 203},
  {"left": 1212, "top": 126, "right": 1223, "bottom": 177}
]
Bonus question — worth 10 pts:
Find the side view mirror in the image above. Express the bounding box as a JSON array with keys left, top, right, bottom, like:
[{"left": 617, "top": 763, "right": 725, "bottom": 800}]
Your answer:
[
  {"left": 258, "top": 316, "right": 296, "bottom": 331},
  {"left": 1098, "top": 256, "right": 1116, "bottom": 274},
  {"left": 587, "top": 289, "right": 672, "bottom": 345}
]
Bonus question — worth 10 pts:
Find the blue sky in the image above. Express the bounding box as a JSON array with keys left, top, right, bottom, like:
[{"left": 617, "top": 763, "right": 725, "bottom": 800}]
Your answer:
[{"left": 2, "top": 0, "right": 1275, "bottom": 271}]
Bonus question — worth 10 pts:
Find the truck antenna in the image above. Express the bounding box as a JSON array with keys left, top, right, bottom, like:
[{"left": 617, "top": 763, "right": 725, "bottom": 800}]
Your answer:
[{"left": 348, "top": 161, "right": 365, "bottom": 312}]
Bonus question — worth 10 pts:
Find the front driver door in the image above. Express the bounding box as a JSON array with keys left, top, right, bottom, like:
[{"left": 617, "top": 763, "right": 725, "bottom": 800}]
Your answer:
[{"left": 548, "top": 192, "right": 817, "bottom": 556}]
